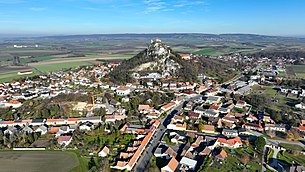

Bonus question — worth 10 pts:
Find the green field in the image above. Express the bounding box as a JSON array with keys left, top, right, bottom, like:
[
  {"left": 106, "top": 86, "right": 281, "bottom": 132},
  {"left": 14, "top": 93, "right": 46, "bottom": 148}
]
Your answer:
[
  {"left": 85, "top": 53, "right": 133, "bottom": 59},
  {"left": 34, "top": 61, "right": 93, "bottom": 73},
  {"left": 0, "top": 151, "right": 79, "bottom": 172},
  {"left": 20, "top": 55, "right": 61, "bottom": 63},
  {"left": 193, "top": 49, "right": 218, "bottom": 55},
  {"left": 0, "top": 61, "right": 93, "bottom": 83},
  {"left": 288, "top": 65, "right": 305, "bottom": 78},
  {"left": 0, "top": 70, "right": 40, "bottom": 83}
]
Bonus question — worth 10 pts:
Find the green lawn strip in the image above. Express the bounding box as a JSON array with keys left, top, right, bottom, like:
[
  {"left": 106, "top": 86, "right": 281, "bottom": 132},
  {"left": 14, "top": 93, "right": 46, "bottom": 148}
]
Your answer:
[
  {"left": 208, "top": 147, "right": 261, "bottom": 172},
  {"left": 0, "top": 69, "right": 40, "bottom": 83},
  {"left": 278, "top": 71, "right": 286, "bottom": 77},
  {"left": 267, "top": 148, "right": 274, "bottom": 164},
  {"left": 20, "top": 55, "right": 61, "bottom": 63},
  {"left": 69, "top": 150, "right": 90, "bottom": 172},
  {"left": 278, "top": 143, "right": 305, "bottom": 151},
  {"left": 193, "top": 49, "right": 217, "bottom": 55},
  {"left": 264, "top": 87, "right": 277, "bottom": 95},
  {"left": 34, "top": 62, "right": 92, "bottom": 73},
  {"left": 0, "top": 150, "right": 79, "bottom": 172},
  {"left": 296, "top": 73, "right": 305, "bottom": 79}
]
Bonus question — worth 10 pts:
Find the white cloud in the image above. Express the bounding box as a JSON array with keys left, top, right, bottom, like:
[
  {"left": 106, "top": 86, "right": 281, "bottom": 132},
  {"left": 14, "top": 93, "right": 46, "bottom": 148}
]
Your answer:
[
  {"left": 144, "top": 0, "right": 166, "bottom": 13},
  {"left": 143, "top": 0, "right": 208, "bottom": 14}
]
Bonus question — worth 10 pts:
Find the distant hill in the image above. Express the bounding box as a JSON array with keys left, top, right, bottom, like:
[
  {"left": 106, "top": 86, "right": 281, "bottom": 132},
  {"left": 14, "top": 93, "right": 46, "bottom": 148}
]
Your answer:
[
  {"left": 109, "top": 39, "right": 237, "bottom": 83},
  {"left": 109, "top": 39, "right": 199, "bottom": 83}
]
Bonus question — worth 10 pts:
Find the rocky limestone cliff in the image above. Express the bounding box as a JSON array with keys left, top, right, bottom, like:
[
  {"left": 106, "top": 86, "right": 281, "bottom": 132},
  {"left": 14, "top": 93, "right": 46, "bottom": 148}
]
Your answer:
[{"left": 109, "top": 39, "right": 199, "bottom": 83}]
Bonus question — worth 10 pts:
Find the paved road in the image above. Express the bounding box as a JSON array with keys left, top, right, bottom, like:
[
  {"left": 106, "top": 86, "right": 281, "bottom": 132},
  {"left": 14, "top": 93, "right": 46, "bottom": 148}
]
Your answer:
[
  {"left": 262, "top": 146, "right": 268, "bottom": 172},
  {"left": 133, "top": 95, "right": 202, "bottom": 172},
  {"left": 267, "top": 138, "right": 305, "bottom": 147}
]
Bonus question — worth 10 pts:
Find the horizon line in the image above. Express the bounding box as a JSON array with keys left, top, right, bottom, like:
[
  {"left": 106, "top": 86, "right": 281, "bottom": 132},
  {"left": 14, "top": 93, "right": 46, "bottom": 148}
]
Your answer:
[{"left": 0, "top": 32, "right": 305, "bottom": 39}]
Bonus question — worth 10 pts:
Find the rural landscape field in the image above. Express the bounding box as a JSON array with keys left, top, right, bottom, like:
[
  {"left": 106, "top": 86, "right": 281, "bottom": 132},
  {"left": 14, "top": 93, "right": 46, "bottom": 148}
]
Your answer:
[
  {"left": 1, "top": 0, "right": 305, "bottom": 171},
  {"left": 1, "top": 34, "right": 305, "bottom": 83},
  {"left": 0, "top": 151, "right": 81, "bottom": 172}
]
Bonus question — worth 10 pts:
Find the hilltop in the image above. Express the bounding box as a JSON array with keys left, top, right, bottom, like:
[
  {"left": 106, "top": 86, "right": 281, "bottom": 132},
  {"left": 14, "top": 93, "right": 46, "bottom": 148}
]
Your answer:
[{"left": 109, "top": 39, "right": 199, "bottom": 83}]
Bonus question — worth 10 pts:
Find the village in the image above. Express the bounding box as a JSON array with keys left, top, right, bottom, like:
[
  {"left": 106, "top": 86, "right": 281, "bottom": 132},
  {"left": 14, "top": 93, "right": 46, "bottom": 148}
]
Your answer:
[{"left": 0, "top": 51, "right": 304, "bottom": 172}]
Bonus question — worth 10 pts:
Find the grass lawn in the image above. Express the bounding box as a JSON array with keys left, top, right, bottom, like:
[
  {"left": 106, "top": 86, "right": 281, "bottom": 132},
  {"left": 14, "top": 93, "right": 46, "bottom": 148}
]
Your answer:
[
  {"left": 0, "top": 151, "right": 79, "bottom": 172},
  {"left": 85, "top": 53, "right": 132, "bottom": 59},
  {"left": 193, "top": 49, "right": 217, "bottom": 55},
  {"left": 208, "top": 146, "right": 261, "bottom": 172},
  {"left": 69, "top": 151, "right": 90, "bottom": 172},
  {"left": 264, "top": 87, "right": 277, "bottom": 95},
  {"left": 277, "top": 150, "right": 305, "bottom": 166},
  {"left": 20, "top": 55, "right": 61, "bottom": 63},
  {"left": 267, "top": 148, "right": 274, "bottom": 164},
  {"left": 287, "top": 65, "right": 305, "bottom": 79},
  {"left": 34, "top": 62, "right": 92, "bottom": 73},
  {"left": 207, "top": 154, "right": 261, "bottom": 172},
  {"left": 296, "top": 73, "right": 305, "bottom": 79},
  {"left": 278, "top": 143, "right": 305, "bottom": 151},
  {"left": 0, "top": 70, "right": 40, "bottom": 83},
  {"left": 278, "top": 71, "right": 286, "bottom": 77}
]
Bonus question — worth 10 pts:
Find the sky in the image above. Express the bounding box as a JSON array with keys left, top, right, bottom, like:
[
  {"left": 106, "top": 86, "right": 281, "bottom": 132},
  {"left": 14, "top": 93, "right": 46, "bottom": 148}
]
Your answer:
[{"left": 0, "top": 0, "right": 305, "bottom": 36}]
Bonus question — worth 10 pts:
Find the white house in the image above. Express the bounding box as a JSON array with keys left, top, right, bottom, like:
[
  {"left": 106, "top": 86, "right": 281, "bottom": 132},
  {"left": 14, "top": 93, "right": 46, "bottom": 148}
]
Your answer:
[
  {"left": 295, "top": 103, "right": 305, "bottom": 109},
  {"left": 116, "top": 86, "right": 131, "bottom": 96},
  {"left": 79, "top": 121, "right": 94, "bottom": 131},
  {"left": 4, "top": 100, "right": 22, "bottom": 108},
  {"left": 180, "top": 157, "right": 197, "bottom": 171},
  {"left": 98, "top": 146, "right": 110, "bottom": 157},
  {"left": 161, "top": 157, "right": 179, "bottom": 172},
  {"left": 35, "top": 125, "right": 48, "bottom": 135},
  {"left": 57, "top": 136, "right": 72, "bottom": 145}
]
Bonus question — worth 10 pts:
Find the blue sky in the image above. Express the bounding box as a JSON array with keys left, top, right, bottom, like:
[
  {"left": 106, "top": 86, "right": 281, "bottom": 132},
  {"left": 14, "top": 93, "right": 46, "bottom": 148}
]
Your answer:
[{"left": 0, "top": 0, "right": 305, "bottom": 36}]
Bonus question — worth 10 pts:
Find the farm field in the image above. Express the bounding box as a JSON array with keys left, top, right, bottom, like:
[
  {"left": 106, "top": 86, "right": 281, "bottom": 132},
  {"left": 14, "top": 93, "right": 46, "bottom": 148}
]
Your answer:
[
  {"left": 33, "top": 61, "right": 93, "bottom": 73},
  {"left": 0, "top": 70, "right": 39, "bottom": 83},
  {"left": 287, "top": 65, "right": 305, "bottom": 79},
  {"left": 0, "top": 151, "right": 79, "bottom": 172},
  {"left": 0, "top": 61, "right": 93, "bottom": 83},
  {"left": 291, "top": 65, "right": 305, "bottom": 79},
  {"left": 193, "top": 47, "right": 259, "bottom": 56},
  {"left": 193, "top": 48, "right": 218, "bottom": 55},
  {"left": 0, "top": 53, "right": 133, "bottom": 83}
]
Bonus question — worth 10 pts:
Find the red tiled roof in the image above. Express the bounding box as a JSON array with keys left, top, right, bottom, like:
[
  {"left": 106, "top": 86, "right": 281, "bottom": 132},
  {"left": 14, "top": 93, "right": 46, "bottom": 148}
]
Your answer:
[
  {"left": 217, "top": 138, "right": 227, "bottom": 144},
  {"left": 162, "top": 102, "right": 175, "bottom": 110},
  {"left": 46, "top": 118, "right": 64, "bottom": 122},
  {"left": 203, "top": 125, "right": 215, "bottom": 131},
  {"left": 219, "top": 150, "right": 227, "bottom": 159},
  {"left": 67, "top": 118, "right": 78, "bottom": 122},
  {"left": 117, "top": 86, "right": 129, "bottom": 91},
  {"left": 8, "top": 100, "right": 21, "bottom": 104},
  {"left": 166, "top": 157, "right": 179, "bottom": 172},
  {"left": 127, "top": 132, "right": 152, "bottom": 169},
  {"left": 299, "top": 125, "right": 305, "bottom": 131},
  {"left": 57, "top": 136, "right": 71, "bottom": 142},
  {"left": 228, "top": 137, "right": 242, "bottom": 146},
  {"left": 3, "top": 121, "right": 14, "bottom": 124}
]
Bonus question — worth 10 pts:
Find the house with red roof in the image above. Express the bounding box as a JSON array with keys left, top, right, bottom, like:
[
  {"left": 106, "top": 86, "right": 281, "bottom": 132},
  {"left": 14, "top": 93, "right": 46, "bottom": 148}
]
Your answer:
[
  {"left": 215, "top": 150, "right": 227, "bottom": 161},
  {"left": 161, "top": 157, "right": 179, "bottom": 172},
  {"left": 116, "top": 86, "right": 131, "bottom": 96},
  {"left": 98, "top": 146, "right": 110, "bottom": 157},
  {"left": 215, "top": 137, "right": 243, "bottom": 149},
  {"left": 57, "top": 136, "right": 72, "bottom": 145}
]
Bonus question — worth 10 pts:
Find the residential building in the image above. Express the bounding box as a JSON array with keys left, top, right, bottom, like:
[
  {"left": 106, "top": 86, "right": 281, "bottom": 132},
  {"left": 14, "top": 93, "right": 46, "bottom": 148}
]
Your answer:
[
  {"left": 98, "top": 146, "right": 110, "bottom": 157},
  {"left": 161, "top": 157, "right": 179, "bottom": 172}
]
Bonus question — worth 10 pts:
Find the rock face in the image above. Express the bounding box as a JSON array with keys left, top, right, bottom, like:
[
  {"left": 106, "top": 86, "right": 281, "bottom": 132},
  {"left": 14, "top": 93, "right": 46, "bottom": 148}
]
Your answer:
[
  {"left": 109, "top": 39, "right": 198, "bottom": 83},
  {"left": 131, "top": 39, "right": 181, "bottom": 79}
]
